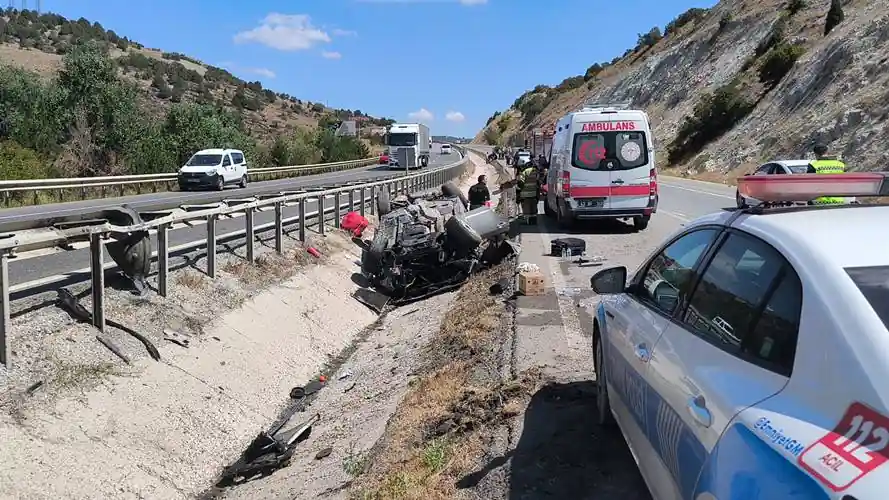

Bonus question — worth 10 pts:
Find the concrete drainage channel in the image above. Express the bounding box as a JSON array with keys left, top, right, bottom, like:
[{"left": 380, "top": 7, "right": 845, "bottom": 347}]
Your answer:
[{"left": 0, "top": 149, "right": 517, "bottom": 499}]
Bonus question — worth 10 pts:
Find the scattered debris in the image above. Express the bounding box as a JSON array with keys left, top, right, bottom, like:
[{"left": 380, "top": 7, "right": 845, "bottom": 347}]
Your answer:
[
  {"left": 340, "top": 211, "right": 370, "bottom": 237},
  {"left": 550, "top": 237, "right": 586, "bottom": 257},
  {"left": 489, "top": 277, "right": 510, "bottom": 295},
  {"left": 517, "top": 262, "right": 540, "bottom": 273},
  {"left": 25, "top": 380, "right": 44, "bottom": 395},
  {"left": 307, "top": 247, "right": 322, "bottom": 258},
  {"left": 95, "top": 334, "right": 131, "bottom": 364},
  {"left": 338, "top": 368, "right": 353, "bottom": 380},
  {"left": 163, "top": 329, "right": 190, "bottom": 348},
  {"left": 57, "top": 288, "right": 161, "bottom": 361},
  {"left": 315, "top": 447, "right": 333, "bottom": 460}
]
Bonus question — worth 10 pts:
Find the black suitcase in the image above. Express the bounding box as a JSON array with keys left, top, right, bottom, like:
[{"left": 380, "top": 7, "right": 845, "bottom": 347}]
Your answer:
[{"left": 551, "top": 237, "right": 586, "bottom": 257}]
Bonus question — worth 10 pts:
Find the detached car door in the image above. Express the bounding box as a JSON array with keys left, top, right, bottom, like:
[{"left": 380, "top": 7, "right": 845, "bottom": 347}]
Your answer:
[
  {"left": 644, "top": 230, "right": 799, "bottom": 499},
  {"left": 600, "top": 227, "right": 721, "bottom": 498}
]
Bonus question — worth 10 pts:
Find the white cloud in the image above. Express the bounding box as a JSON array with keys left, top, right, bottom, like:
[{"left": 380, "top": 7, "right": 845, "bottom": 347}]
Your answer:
[
  {"left": 322, "top": 51, "right": 342, "bottom": 59},
  {"left": 217, "top": 62, "right": 276, "bottom": 79},
  {"left": 408, "top": 108, "right": 434, "bottom": 121},
  {"left": 331, "top": 28, "right": 357, "bottom": 36},
  {"left": 445, "top": 111, "right": 465, "bottom": 122},
  {"left": 234, "top": 14, "right": 331, "bottom": 51}
]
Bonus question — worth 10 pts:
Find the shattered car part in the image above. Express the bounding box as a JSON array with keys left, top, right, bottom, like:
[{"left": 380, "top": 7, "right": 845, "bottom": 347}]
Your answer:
[
  {"left": 101, "top": 206, "right": 152, "bottom": 294},
  {"left": 358, "top": 184, "right": 515, "bottom": 305}
]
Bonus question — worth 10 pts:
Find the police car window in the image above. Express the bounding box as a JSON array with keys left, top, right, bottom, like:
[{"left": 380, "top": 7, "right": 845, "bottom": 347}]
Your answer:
[
  {"left": 744, "top": 269, "right": 802, "bottom": 375},
  {"left": 684, "top": 232, "right": 799, "bottom": 373},
  {"left": 572, "top": 132, "right": 648, "bottom": 171},
  {"left": 636, "top": 229, "right": 719, "bottom": 315},
  {"left": 845, "top": 266, "right": 889, "bottom": 331}
]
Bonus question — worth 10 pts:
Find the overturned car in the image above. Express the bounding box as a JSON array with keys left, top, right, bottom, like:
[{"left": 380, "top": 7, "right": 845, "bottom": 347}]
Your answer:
[{"left": 354, "top": 181, "right": 515, "bottom": 310}]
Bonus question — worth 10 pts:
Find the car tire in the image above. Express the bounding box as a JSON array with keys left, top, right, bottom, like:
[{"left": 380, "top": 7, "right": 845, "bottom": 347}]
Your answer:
[
  {"left": 594, "top": 332, "right": 616, "bottom": 427},
  {"left": 215, "top": 176, "right": 225, "bottom": 191},
  {"left": 633, "top": 215, "right": 650, "bottom": 231},
  {"left": 556, "top": 200, "right": 573, "bottom": 228},
  {"left": 543, "top": 197, "right": 556, "bottom": 217},
  {"left": 736, "top": 190, "right": 747, "bottom": 209},
  {"left": 376, "top": 188, "right": 391, "bottom": 216},
  {"left": 239, "top": 175, "right": 248, "bottom": 189}
]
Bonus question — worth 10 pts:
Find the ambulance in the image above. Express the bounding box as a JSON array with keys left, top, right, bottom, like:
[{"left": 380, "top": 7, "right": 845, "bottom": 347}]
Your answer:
[{"left": 544, "top": 102, "right": 657, "bottom": 231}]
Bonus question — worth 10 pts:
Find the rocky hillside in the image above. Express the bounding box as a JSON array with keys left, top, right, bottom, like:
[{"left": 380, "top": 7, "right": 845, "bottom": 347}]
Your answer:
[{"left": 476, "top": 0, "right": 884, "bottom": 179}]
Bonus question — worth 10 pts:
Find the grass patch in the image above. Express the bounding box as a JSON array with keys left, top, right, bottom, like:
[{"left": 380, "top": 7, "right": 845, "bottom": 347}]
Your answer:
[
  {"left": 350, "top": 262, "right": 537, "bottom": 500},
  {"left": 176, "top": 270, "right": 207, "bottom": 290}
]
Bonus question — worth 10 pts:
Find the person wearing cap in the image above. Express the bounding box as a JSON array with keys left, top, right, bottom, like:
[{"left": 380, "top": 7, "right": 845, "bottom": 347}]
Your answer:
[
  {"left": 468, "top": 174, "right": 491, "bottom": 211},
  {"left": 808, "top": 143, "right": 846, "bottom": 204}
]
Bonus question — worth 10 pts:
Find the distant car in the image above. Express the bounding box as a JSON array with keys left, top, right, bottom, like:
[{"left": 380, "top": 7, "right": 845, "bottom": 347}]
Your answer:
[
  {"left": 380, "top": 153, "right": 390, "bottom": 165},
  {"left": 178, "top": 148, "right": 248, "bottom": 191},
  {"left": 736, "top": 160, "right": 812, "bottom": 208},
  {"left": 441, "top": 144, "right": 452, "bottom": 155},
  {"left": 590, "top": 171, "right": 889, "bottom": 500}
]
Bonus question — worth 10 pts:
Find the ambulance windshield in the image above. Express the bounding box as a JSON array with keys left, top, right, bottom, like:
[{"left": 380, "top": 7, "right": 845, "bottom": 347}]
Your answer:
[{"left": 571, "top": 132, "right": 648, "bottom": 171}]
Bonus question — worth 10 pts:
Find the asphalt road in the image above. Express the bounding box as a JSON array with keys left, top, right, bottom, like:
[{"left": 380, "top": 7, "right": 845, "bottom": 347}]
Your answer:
[
  {"left": 5, "top": 147, "right": 462, "bottom": 289},
  {"left": 0, "top": 146, "right": 459, "bottom": 233}
]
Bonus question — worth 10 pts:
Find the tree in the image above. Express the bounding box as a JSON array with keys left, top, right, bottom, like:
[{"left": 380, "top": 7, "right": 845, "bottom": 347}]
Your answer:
[{"left": 825, "top": 0, "right": 844, "bottom": 35}]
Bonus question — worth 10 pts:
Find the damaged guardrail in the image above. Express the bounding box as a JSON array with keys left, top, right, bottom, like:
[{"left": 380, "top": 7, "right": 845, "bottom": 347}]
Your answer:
[
  {"left": 0, "top": 147, "right": 470, "bottom": 369},
  {"left": 0, "top": 157, "right": 379, "bottom": 207}
]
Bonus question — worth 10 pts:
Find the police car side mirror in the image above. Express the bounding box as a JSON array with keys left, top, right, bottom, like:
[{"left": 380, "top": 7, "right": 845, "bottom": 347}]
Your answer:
[{"left": 591, "top": 266, "right": 627, "bottom": 294}]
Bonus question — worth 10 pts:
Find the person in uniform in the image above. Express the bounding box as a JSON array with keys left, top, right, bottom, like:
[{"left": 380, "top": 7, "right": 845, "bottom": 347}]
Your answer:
[
  {"left": 468, "top": 175, "right": 491, "bottom": 211},
  {"left": 807, "top": 143, "right": 846, "bottom": 204},
  {"left": 517, "top": 162, "right": 541, "bottom": 223}
]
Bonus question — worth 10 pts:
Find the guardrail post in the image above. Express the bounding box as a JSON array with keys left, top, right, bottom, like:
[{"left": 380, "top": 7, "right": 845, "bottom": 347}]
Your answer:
[
  {"left": 89, "top": 233, "right": 105, "bottom": 332},
  {"left": 334, "top": 192, "right": 342, "bottom": 228},
  {"left": 368, "top": 187, "right": 375, "bottom": 216},
  {"left": 245, "top": 207, "right": 255, "bottom": 263},
  {"left": 360, "top": 188, "right": 366, "bottom": 217},
  {"left": 298, "top": 198, "right": 307, "bottom": 242},
  {"left": 158, "top": 223, "right": 170, "bottom": 297},
  {"left": 348, "top": 190, "right": 355, "bottom": 212},
  {"left": 207, "top": 215, "right": 217, "bottom": 278},
  {"left": 1, "top": 251, "right": 9, "bottom": 369},
  {"left": 274, "top": 202, "right": 283, "bottom": 254},
  {"left": 319, "top": 196, "right": 327, "bottom": 236}
]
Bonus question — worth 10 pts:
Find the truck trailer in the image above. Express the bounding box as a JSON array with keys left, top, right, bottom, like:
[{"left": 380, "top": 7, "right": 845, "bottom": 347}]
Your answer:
[{"left": 385, "top": 123, "right": 431, "bottom": 169}]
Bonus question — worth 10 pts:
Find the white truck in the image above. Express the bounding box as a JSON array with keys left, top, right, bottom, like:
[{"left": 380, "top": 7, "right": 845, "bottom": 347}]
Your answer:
[{"left": 385, "top": 123, "right": 431, "bottom": 169}]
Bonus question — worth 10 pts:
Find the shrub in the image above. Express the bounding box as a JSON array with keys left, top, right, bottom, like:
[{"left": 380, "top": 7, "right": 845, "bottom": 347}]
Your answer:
[
  {"left": 786, "top": 0, "right": 806, "bottom": 15},
  {"left": 755, "top": 16, "right": 787, "bottom": 57},
  {"left": 0, "top": 140, "right": 55, "bottom": 179},
  {"left": 664, "top": 7, "right": 709, "bottom": 37},
  {"left": 758, "top": 43, "right": 806, "bottom": 88},
  {"left": 825, "top": 0, "right": 844, "bottom": 35},
  {"left": 667, "top": 84, "right": 754, "bottom": 164}
]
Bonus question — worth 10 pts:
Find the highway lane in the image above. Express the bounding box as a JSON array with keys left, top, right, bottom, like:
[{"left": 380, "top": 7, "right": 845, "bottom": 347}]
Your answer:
[
  {"left": 5, "top": 147, "right": 462, "bottom": 289},
  {"left": 0, "top": 145, "right": 458, "bottom": 233}
]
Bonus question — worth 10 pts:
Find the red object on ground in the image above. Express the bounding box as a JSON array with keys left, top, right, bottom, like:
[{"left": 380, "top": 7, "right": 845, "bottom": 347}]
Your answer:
[
  {"left": 485, "top": 201, "right": 492, "bottom": 207},
  {"left": 341, "top": 211, "right": 370, "bottom": 237},
  {"left": 319, "top": 375, "right": 327, "bottom": 382},
  {"left": 307, "top": 247, "right": 321, "bottom": 258}
]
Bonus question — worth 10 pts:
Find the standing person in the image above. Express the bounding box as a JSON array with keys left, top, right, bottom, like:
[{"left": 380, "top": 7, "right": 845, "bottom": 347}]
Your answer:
[
  {"left": 808, "top": 143, "right": 846, "bottom": 204},
  {"left": 468, "top": 175, "right": 491, "bottom": 211},
  {"left": 517, "top": 162, "right": 541, "bottom": 224}
]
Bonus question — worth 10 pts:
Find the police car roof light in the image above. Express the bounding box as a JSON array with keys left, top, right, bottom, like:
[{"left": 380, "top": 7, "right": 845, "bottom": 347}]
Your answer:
[{"left": 737, "top": 173, "right": 889, "bottom": 202}]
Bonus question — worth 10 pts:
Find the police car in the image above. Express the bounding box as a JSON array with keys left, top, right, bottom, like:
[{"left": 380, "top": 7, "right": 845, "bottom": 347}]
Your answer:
[{"left": 589, "top": 172, "right": 889, "bottom": 499}]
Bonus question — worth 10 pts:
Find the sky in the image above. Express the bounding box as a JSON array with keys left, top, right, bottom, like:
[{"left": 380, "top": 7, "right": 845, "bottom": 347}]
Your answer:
[{"left": 44, "top": 0, "right": 717, "bottom": 138}]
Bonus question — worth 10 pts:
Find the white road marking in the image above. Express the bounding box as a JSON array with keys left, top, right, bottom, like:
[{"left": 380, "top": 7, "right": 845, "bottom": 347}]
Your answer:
[
  {"left": 659, "top": 210, "right": 690, "bottom": 221},
  {"left": 659, "top": 182, "right": 735, "bottom": 200}
]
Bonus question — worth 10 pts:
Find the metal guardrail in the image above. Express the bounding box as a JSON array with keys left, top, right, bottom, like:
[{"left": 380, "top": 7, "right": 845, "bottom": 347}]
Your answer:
[
  {"left": 0, "top": 147, "right": 471, "bottom": 369},
  {"left": 0, "top": 157, "right": 379, "bottom": 207}
]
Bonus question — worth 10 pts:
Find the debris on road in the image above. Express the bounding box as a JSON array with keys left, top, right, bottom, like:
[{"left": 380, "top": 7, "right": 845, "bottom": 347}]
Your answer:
[
  {"left": 306, "top": 247, "right": 322, "bottom": 258},
  {"left": 355, "top": 182, "right": 515, "bottom": 309},
  {"left": 340, "top": 211, "right": 370, "bottom": 237},
  {"left": 95, "top": 334, "right": 130, "bottom": 364},
  {"left": 163, "top": 329, "right": 190, "bottom": 348}
]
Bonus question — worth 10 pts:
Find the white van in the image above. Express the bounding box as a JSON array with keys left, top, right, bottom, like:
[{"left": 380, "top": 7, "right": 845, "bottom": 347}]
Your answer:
[
  {"left": 441, "top": 144, "right": 452, "bottom": 154},
  {"left": 543, "top": 103, "right": 657, "bottom": 231},
  {"left": 177, "top": 148, "right": 249, "bottom": 191}
]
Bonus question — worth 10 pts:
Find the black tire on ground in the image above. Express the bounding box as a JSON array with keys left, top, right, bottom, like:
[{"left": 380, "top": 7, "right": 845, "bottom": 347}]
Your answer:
[
  {"left": 376, "top": 188, "right": 391, "bottom": 216},
  {"left": 633, "top": 215, "right": 650, "bottom": 231},
  {"left": 444, "top": 215, "right": 483, "bottom": 252},
  {"left": 594, "top": 333, "right": 616, "bottom": 426},
  {"left": 441, "top": 181, "right": 469, "bottom": 209},
  {"left": 239, "top": 175, "right": 248, "bottom": 188},
  {"left": 215, "top": 176, "right": 225, "bottom": 191}
]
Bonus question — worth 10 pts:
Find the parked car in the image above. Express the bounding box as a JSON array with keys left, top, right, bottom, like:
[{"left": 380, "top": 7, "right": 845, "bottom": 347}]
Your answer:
[
  {"left": 178, "top": 148, "right": 248, "bottom": 191},
  {"left": 589, "top": 172, "right": 889, "bottom": 499},
  {"left": 736, "top": 160, "right": 812, "bottom": 208}
]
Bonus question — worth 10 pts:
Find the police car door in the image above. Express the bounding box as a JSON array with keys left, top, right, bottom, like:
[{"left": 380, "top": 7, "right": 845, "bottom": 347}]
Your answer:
[
  {"left": 605, "top": 227, "right": 722, "bottom": 498},
  {"left": 645, "top": 230, "right": 797, "bottom": 499}
]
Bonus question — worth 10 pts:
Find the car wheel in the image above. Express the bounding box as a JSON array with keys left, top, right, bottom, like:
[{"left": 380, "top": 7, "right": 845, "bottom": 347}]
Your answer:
[
  {"left": 543, "top": 197, "right": 556, "bottom": 217},
  {"left": 594, "top": 333, "right": 616, "bottom": 427},
  {"left": 376, "top": 188, "right": 391, "bottom": 216},
  {"left": 215, "top": 176, "right": 225, "bottom": 191},
  {"left": 633, "top": 215, "right": 650, "bottom": 231},
  {"left": 736, "top": 190, "right": 747, "bottom": 209},
  {"left": 239, "top": 175, "right": 248, "bottom": 189},
  {"left": 556, "top": 200, "right": 573, "bottom": 228}
]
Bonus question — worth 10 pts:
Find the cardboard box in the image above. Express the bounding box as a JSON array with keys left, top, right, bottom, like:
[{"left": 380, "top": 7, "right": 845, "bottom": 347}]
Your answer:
[{"left": 518, "top": 271, "right": 545, "bottom": 296}]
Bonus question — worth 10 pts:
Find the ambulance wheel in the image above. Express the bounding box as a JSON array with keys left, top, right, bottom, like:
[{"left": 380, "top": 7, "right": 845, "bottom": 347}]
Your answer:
[
  {"left": 633, "top": 216, "right": 650, "bottom": 231},
  {"left": 556, "top": 202, "right": 573, "bottom": 228}
]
